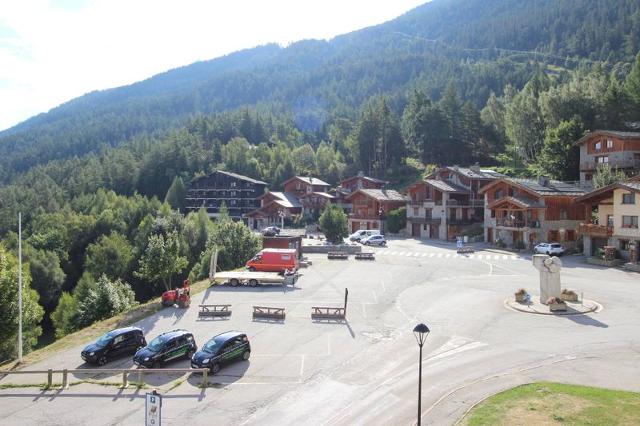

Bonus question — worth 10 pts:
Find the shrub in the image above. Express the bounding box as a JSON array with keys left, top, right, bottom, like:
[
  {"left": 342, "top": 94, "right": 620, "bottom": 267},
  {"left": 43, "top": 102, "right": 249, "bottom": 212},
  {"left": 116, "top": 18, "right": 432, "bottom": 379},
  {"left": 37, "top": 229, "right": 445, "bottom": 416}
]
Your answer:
[
  {"left": 495, "top": 239, "right": 506, "bottom": 248},
  {"left": 546, "top": 296, "right": 565, "bottom": 305},
  {"left": 515, "top": 288, "right": 528, "bottom": 296},
  {"left": 562, "top": 289, "right": 577, "bottom": 297},
  {"left": 387, "top": 207, "right": 407, "bottom": 233}
]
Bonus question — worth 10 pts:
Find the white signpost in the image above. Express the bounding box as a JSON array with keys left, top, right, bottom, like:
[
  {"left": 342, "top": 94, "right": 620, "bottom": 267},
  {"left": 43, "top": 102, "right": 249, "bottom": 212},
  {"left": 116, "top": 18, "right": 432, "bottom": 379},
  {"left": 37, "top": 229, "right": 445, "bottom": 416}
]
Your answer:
[{"left": 145, "top": 391, "right": 162, "bottom": 426}]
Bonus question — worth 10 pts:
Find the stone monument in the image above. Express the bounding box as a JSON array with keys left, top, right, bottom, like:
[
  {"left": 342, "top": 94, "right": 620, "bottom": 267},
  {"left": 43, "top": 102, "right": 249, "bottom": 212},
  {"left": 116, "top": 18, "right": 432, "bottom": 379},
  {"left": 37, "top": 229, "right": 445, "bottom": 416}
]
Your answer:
[{"left": 532, "top": 254, "right": 562, "bottom": 304}]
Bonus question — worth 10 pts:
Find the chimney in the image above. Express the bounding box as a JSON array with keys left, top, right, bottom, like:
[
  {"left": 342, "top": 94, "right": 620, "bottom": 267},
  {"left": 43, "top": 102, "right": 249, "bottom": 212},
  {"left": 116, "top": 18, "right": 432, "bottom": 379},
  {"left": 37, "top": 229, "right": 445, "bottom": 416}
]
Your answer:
[
  {"left": 538, "top": 176, "right": 550, "bottom": 187},
  {"left": 453, "top": 165, "right": 459, "bottom": 171},
  {"left": 470, "top": 163, "right": 480, "bottom": 172},
  {"left": 357, "top": 171, "right": 364, "bottom": 177}
]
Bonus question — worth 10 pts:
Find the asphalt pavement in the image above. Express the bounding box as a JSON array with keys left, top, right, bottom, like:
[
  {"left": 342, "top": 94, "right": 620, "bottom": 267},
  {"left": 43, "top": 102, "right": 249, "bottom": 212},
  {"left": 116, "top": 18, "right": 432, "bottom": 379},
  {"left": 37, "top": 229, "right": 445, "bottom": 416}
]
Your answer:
[{"left": 1, "top": 237, "right": 639, "bottom": 425}]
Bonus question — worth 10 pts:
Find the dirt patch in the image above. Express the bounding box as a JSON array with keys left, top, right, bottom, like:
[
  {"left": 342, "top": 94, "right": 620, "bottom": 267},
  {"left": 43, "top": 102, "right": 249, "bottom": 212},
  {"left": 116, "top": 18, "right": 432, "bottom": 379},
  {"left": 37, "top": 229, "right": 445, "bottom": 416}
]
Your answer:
[{"left": 499, "top": 393, "right": 592, "bottom": 425}]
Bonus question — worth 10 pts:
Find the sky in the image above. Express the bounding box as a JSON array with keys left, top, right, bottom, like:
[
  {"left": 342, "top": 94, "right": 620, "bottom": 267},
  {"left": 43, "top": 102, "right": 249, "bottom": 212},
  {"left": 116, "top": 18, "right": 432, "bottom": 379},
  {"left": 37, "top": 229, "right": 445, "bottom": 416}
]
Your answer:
[{"left": 0, "top": 0, "right": 427, "bottom": 131}]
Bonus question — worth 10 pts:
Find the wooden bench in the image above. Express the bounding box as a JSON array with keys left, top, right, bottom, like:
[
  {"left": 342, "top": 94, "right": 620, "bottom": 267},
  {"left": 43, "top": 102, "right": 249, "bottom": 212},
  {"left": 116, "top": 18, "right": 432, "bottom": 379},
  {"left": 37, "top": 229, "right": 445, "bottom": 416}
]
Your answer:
[
  {"left": 198, "top": 304, "right": 232, "bottom": 318},
  {"left": 456, "top": 246, "right": 475, "bottom": 254},
  {"left": 252, "top": 306, "right": 286, "bottom": 320},
  {"left": 327, "top": 251, "right": 349, "bottom": 260},
  {"left": 311, "top": 306, "right": 345, "bottom": 320},
  {"left": 355, "top": 252, "right": 375, "bottom": 260}
]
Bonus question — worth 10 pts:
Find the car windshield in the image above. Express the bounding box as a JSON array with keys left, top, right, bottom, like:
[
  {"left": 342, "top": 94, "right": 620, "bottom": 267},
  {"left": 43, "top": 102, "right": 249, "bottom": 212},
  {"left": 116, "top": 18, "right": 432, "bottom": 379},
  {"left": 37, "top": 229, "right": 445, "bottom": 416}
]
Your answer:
[
  {"left": 146, "top": 336, "right": 165, "bottom": 352},
  {"left": 203, "top": 338, "right": 225, "bottom": 353},
  {"left": 95, "top": 331, "right": 115, "bottom": 347}
]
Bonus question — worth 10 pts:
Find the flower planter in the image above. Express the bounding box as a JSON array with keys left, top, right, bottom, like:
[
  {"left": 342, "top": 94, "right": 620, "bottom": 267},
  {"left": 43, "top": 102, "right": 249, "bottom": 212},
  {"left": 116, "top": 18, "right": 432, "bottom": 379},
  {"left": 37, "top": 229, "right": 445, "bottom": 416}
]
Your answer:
[
  {"left": 549, "top": 302, "right": 567, "bottom": 312},
  {"left": 560, "top": 293, "right": 578, "bottom": 302}
]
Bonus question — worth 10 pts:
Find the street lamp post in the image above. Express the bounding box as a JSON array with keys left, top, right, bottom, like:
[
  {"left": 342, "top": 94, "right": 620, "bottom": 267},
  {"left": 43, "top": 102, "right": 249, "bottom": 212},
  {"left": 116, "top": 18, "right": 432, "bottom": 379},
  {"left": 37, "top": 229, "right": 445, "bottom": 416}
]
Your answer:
[{"left": 413, "top": 323, "right": 430, "bottom": 426}]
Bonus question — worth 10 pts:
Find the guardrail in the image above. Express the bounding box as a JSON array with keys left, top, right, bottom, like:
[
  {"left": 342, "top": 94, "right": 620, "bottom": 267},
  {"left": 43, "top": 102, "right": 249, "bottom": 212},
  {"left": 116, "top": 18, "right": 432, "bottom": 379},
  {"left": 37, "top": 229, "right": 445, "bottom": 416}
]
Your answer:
[{"left": 0, "top": 367, "right": 209, "bottom": 389}]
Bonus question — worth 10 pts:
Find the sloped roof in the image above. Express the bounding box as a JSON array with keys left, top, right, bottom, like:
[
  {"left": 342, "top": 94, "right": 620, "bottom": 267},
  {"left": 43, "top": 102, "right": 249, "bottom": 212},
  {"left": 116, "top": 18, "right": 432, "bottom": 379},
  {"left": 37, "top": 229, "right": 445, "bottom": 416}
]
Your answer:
[
  {"left": 424, "top": 179, "right": 471, "bottom": 194},
  {"left": 191, "top": 170, "right": 266, "bottom": 185},
  {"left": 574, "top": 130, "right": 640, "bottom": 146},
  {"left": 285, "top": 176, "right": 330, "bottom": 187},
  {"left": 269, "top": 192, "right": 302, "bottom": 208},
  {"left": 576, "top": 179, "right": 640, "bottom": 203},
  {"left": 480, "top": 177, "right": 585, "bottom": 197},
  {"left": 444, "top": 166, "right": 505, "bottom": 179},
  {"left": 346, "top": 189, "right": 408, "bottom": 202},
  {"left": 488, "top": 195, "right": 545, "bottom": 209},
  {"left": 341, "top": 175, "right": 388, "bottom": 185}
]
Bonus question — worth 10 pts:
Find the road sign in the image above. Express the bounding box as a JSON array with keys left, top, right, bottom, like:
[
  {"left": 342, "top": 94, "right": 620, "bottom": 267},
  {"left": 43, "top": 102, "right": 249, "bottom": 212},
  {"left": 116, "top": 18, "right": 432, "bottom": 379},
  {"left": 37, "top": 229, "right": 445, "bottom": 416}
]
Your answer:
[{"left": 145, "top": 391, "right": 162, "bottom": 426}]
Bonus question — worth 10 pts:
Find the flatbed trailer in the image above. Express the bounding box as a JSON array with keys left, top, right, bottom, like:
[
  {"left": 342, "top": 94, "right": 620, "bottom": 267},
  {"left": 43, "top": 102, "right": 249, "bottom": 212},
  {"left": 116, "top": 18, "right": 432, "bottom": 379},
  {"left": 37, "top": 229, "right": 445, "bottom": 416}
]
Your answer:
[{"left": 209, "top": 251, "right": 298, "bottom": 287}]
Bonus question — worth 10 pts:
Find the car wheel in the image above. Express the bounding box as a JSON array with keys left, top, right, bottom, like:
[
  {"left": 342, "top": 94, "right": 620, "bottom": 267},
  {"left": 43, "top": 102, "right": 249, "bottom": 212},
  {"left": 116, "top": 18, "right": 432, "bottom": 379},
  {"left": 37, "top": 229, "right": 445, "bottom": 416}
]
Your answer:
[
  {"left": 248, "top": 279, "right": 258, "bottom": 287},
  {"left": 546, "top": 251, "right": 550, "bottom": 255},
  {"left": 248, "top": 267, "right": 256, "bottom": 272},
  {"left": 98, "top": 355, "right": 108, "bottom": 366},
  {"left": 210, "top": 363, "right": 221, "bottom": 375},
  {"left": 230, "top": 278, "right": 240, "bottom": 287},
  {"left": 242, "top": 350, "right": 251, "bottom": 361}
]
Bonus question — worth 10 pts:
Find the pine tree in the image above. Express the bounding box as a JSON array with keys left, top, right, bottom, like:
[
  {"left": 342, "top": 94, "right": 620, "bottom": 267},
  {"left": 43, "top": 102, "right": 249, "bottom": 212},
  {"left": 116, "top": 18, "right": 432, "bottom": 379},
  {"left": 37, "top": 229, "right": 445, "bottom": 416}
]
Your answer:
[{"left": 165, "top": 176, "right": 187, "bottom": 211}]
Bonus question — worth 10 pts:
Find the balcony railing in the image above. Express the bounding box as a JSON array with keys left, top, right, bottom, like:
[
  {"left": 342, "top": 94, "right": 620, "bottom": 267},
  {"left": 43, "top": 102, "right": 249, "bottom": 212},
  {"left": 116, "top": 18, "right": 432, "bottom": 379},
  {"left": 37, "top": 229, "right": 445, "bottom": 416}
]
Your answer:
[
  {"left": 580, "top": 158, "right": 640, "bottom": 171},
  {"left": 448, "top": 218, "right": 482, "bottom": 225},
  {"left": 578, "top": 223, "right": 613, "bottom": 237},
  {"left": 407, "top": 217, "right": 441, "bottom": 224},
  {"left": 496, "top": 218, "right": 541, "bottom": 228}
]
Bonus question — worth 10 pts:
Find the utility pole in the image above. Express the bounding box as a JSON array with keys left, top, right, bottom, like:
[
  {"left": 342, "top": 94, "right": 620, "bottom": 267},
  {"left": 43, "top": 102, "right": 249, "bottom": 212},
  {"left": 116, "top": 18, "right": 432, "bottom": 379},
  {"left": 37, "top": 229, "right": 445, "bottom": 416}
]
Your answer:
[{"left": 18, "top": 212, "right": 23, "bottom": 363}]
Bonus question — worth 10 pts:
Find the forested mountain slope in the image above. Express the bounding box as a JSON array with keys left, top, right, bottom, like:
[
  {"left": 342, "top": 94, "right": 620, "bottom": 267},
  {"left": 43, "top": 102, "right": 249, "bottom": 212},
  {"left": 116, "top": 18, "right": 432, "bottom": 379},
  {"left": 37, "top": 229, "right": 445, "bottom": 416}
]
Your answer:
[{"left": 1, "top": 0, "right": 639, "bottom": 182}]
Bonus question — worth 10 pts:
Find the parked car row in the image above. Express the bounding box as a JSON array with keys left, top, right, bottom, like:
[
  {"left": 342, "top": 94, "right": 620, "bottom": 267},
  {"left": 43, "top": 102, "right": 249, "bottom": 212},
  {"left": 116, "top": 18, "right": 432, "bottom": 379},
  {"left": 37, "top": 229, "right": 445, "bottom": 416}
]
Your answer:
[
  {"left": 348, "top": 229, "right": 386, "bottom": 246},
  {"left": 82, "top": 327, "right": 251, "bottom": 374}
]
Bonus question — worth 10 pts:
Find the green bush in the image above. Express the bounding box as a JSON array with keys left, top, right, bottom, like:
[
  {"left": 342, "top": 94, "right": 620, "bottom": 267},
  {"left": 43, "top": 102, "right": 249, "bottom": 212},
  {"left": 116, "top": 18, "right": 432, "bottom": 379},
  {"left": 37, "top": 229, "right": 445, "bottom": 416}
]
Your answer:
[{"left": 387, "top": 207, "right": 407, "bottom": 233}]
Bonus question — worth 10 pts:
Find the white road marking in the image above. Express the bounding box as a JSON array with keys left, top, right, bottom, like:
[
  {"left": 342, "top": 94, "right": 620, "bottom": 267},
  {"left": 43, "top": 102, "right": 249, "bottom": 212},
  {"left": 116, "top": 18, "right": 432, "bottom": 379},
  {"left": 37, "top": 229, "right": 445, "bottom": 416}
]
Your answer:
[
  {"left": 380, "top": 280, "right": 386, "bottom": 293},
  {"left": 421, "top": 253, "right": 428, "bottom": 257},
  {"left": 361, "top": 303, "right": 367, "bottom": 319},
  {"left": 437, "top": 253, "right": 444, "bottom": 258},
  {"left": 429, "top": 253, "right": 436, "bottom": 258},
  {"left": 427, "top": 341, "right": 488, "bottom": 362},
  {"left": 299, "top": 355, "right": 305, "bottom": 376},
  {"left": 371, "top": 290, "right": 378, "bottom": 304}
]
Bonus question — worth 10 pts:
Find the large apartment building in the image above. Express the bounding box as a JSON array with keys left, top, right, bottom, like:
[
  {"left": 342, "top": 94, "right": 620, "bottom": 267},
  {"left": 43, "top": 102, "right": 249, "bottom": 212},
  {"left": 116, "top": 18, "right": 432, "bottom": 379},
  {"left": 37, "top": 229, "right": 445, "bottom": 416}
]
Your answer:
[
  {"left": 576, "top": 178, "right": 640, "bottom": 259},
  {"left": 184, "top": 170, "right": 267, "bottom": 220},
  {"left": 405, "top": 166, "right": 503, "bottom": 240},
  {"left": 479, "top": 177, "right": 585, "bottom": 249},
  {"left": 576, "top": 130, "right": 640, "bottom": 190}
]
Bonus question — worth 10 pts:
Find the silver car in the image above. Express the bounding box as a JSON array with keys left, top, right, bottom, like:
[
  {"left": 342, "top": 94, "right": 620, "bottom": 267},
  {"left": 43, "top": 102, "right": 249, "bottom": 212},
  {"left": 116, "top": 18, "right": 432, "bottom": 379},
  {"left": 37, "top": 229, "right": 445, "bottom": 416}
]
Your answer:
[{"left": 361, "top": 234, "right": 387, "bottom": 246}]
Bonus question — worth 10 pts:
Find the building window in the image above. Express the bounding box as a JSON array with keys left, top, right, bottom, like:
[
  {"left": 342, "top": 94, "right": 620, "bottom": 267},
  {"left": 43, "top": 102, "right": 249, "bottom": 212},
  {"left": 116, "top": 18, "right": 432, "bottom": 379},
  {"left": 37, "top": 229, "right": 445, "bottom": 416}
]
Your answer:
[
  {"left": 585, "top": 174, "right": 592, "bottom": 181},
  {"left": 606, "top": 139, "right": 613, "bottom": 148},
  {"left": 413, "top": 207, "right": 419, "bottom": 216},
  {"left": 230, "top": 200, "right": 236, "bottom": 206},
  {"left": 566, "top": 230, "right": 575, "bottom": 241},
  {"left": 230, "top": 181, "right": 237, "bottom": 187},
  {"left": 594, "top": 141, "right": 601, "bottom": 150},
  {"left": 508, "top": 188, "right": 514, "bottom": 197},
  {"left": 596, "top": 156, "right": 609, "bottom": 164},
  {"left": 548, "top": 230, "right": 559, "bottom": 242},
  {"left": 620, "top": 240, "right": 630, "bottom": 251},
  {"left": 495, "top": 189, "right": 503, "bottom": 199},
  {"left": 607, "top": 215, "right": 614, "bottom": 227},
  {"left": 622, "top": 193, "right": 635, "bottom": 204},
  {"left": 491, "top": 210, "right": 495, "bottom": 218},
  {"left": 560, "top": 209, "right": 568, "bottom": 220},
  {"left": 231, "top": 190, "right": 236, "bottom": 197},
  {"left": 622, "top": 216, "right": 638, "bottom": 228}
]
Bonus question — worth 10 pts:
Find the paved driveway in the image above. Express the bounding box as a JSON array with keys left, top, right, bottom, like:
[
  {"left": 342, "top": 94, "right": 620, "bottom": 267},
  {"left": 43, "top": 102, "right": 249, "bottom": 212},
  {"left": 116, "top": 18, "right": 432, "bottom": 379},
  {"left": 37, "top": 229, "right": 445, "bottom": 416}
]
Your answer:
[{"left": 1, "top": 238, "right": 639, "bottom": 425}]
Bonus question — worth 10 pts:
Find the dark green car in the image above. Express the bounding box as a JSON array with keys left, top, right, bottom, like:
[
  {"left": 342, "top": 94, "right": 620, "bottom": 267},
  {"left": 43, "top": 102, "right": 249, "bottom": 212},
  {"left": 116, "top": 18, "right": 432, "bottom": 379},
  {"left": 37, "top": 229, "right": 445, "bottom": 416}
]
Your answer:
[
  {"left": 191, "top": 331, "right": 250, "bottom": 374},
  {"left": 133, "top": 329, "right": 197, "bottom": 368}
]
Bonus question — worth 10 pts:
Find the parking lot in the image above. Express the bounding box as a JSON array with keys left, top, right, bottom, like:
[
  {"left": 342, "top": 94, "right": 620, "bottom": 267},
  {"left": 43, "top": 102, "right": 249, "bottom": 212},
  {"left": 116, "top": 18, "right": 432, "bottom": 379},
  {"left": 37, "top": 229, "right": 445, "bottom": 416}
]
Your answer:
[{"left": 1, "top": 237, "right": 640, "bottom": 425}]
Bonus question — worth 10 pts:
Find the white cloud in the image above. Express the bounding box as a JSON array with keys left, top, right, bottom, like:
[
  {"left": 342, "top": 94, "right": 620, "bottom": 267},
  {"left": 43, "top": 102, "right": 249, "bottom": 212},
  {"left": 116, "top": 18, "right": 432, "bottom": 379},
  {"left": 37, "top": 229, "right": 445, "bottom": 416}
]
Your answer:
[{"left": 0, "top": 0, "right": 427, "bottom": 131}]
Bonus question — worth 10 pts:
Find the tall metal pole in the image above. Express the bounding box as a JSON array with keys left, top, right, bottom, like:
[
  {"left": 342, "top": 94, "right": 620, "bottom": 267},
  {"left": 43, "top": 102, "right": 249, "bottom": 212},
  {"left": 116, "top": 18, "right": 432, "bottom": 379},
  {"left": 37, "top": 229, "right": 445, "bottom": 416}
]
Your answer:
[
  {"left": 417, "top": 343, "right": 422, "bottom": 426},
  {"left": 18, "top": 212, "right": 23, "bottom": 362}
]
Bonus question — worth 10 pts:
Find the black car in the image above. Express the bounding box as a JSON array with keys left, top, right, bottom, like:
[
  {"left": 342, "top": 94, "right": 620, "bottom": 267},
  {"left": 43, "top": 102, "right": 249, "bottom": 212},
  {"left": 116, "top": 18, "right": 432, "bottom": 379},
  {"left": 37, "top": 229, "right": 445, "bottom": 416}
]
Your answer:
[
  {"left": 191, "top": 331, "right": 251, "bottom": 374},
  {"left": 133, "top": 329, "right": 197, "bottom": 368},
  {"left": 81, "top": 327, "right": 146, "bottom": 365}
]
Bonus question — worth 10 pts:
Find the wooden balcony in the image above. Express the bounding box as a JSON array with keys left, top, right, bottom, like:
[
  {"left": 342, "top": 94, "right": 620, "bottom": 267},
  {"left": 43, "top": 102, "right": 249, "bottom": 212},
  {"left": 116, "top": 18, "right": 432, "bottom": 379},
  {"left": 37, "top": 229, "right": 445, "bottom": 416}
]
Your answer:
[
  {"left": 580, "top": 158, "right": 640, "bottom": 171},
  {"left": 578, "top": 223, "right": 612, "bottom": 238}
]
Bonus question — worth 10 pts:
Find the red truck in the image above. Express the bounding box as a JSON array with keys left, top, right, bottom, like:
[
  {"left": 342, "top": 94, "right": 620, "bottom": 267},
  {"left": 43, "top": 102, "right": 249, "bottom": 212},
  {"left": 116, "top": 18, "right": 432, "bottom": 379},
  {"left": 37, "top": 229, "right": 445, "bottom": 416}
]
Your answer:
[{"left": 246, "top": 248, "right": 298, "bottom": 273}]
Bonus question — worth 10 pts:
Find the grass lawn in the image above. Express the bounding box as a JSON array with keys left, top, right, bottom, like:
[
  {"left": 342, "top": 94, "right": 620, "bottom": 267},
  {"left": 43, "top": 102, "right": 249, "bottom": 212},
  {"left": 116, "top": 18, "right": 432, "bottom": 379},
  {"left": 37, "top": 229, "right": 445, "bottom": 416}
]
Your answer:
[
  {"left": 0, "top": 279, "right": 211, "bottom": 371},
  {"left": 460, "top": 382, "right": 640, "bottom": 426}
]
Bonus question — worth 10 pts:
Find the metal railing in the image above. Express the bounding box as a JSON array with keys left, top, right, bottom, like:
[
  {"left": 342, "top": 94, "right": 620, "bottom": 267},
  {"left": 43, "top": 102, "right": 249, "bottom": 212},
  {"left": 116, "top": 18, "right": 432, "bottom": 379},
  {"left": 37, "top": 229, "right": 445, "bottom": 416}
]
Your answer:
[
  {"left": 0, "top": 367, "right": 209, "bottom": 389},
  {"left": 580, "top": 158, "right": 640, "bottom": 171},
  {"left": 496, "top": 218, "right": 541, "bottom": 228}
]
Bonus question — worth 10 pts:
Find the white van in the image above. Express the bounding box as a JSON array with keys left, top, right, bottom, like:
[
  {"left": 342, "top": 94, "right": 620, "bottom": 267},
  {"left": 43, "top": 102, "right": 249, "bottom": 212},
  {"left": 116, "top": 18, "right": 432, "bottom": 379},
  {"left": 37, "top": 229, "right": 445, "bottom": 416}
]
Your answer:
[{"left": 349, "top": 229, "right": 381, "bottom": 242}]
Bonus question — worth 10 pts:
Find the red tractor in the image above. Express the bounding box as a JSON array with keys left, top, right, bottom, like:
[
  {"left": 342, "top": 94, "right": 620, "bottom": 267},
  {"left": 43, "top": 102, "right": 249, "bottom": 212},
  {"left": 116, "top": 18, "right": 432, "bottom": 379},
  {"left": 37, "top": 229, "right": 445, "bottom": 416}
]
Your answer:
[{"left": 161, "top": 279, "right": 191, "bottom": 308}]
